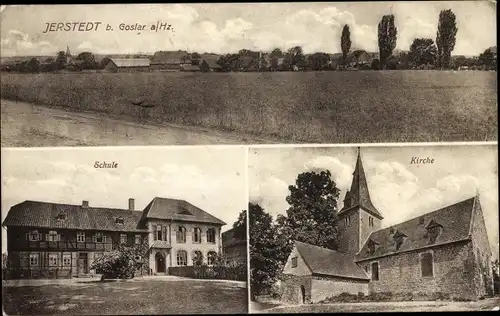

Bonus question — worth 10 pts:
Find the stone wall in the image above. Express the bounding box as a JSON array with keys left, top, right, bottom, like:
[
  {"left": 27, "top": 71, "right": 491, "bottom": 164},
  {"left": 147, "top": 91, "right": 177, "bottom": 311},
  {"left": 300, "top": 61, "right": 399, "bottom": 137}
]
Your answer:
[
  {"left": 310, "top": 275, "right": 369, "bottom": 303},
  {"left": 280, "top": 274, "right": 312, "bottom": 304},
  {"left": 359, "top": 241, "right": 477, "bottom": 300}
]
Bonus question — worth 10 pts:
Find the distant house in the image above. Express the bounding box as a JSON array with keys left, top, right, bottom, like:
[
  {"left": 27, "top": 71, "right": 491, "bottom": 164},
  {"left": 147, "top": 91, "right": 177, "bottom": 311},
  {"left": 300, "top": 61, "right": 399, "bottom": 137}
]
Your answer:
[
  {"left": 202, "top": 59, "right": 222, "bottom": 72},
  {"left": 349, "top": 50, "right": 372, "bottom": 66},
  {"left": 150, "top": 50, "right": 189, "bottom": 71},
  {"left": 222, "top": 227, "right": 247, "bottom": 265},
  {"left": 180, "top": 64, "right": 200, "bottom": 72},
  {"left": 103, "top": 58, "right": 151, "bottom": 72}
]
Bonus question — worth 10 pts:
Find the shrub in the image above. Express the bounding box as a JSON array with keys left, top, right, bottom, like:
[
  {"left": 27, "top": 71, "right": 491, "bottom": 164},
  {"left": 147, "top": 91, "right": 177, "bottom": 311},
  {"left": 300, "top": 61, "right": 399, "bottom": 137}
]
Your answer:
[
  {"left": 366, "top": 291, "right": 393, "bottom": 301},
  {"left": 357, "top": 292, "right": 365, "bottom": 299},
  {"left": 90, "top": 244, "right": 147, "bottom": 280},
  {"left": 371, "top": 59, "right": 380, "bottom": 70}
]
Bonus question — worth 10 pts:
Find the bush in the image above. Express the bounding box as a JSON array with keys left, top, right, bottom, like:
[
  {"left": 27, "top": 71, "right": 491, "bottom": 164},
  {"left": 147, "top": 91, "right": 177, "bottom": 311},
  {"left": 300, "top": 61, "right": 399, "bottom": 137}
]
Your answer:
[
  {"left": 90, "top": 244, "right": 147, "bottom": 280},
  {"left": 366, "top": 291, "right": 393, "bottom": 301},
  {"left": 371, "top": 59, "right": 380, "bottom": 70}
]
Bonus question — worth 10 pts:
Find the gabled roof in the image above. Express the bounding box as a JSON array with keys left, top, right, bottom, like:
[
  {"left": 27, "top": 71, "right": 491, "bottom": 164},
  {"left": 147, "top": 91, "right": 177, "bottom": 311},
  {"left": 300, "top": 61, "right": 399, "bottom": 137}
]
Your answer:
[
  {"left": 151, "top": 240, "right": 171, "bottom": 249},
  {"left": 2, "top": 201, "right": 148, "bottom": 232},
  {"left": 294, "top": 241, "right": 369, "bottom": 280},
  {"left": 356, "top": 197, "right": 476, "bottom": 261},
  {"left": 142, "top": 197, "right": 226, "bottom": 226},
  {"left": 339, "top": 148, "right": 383, "bottom": 219},
  {"left": 109, "top": 58, "right": 150, "bottom": 67},
  {"left": 151, "top": 50, "right": 188, "bottom": 65}
]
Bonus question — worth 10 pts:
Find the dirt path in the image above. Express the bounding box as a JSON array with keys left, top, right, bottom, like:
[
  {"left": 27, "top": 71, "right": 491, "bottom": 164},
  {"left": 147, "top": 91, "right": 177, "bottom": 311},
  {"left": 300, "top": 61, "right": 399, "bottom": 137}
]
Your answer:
[{"left": 1, "top": 99, "right": 280, "bottom": 147}]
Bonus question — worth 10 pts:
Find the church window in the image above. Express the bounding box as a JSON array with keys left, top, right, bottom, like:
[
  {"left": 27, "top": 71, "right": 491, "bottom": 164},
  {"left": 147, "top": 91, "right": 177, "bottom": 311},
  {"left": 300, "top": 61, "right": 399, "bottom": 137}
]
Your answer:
[
  {"left": 420, "top": 252, "right": 434, "bottom": 277},
  {"left": 344, "top": 216, "right": 351, "bottom": 227},
  {"left": 371, "top": 262, "right": 379, "bottom": 281},
  {"left": 292, "top": 257, "right": 298, "bottom": 268},
  {"left": 369, "top": 216, "right": 374, "bottom": 227}
]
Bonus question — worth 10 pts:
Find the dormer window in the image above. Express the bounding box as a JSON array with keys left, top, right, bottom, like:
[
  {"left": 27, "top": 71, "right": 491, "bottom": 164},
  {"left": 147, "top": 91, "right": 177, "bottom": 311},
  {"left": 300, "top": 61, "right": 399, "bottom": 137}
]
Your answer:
[
  {"left": 367, "top": 239, "right": 379, "bottom": 255},
  {"left": 27, "top": 230, "right": 41, "bottom": 241},
  {"left": 425, "top": 220, "right": 443, "bottom": 244},
  {"left": 115, "top": 217, "right": 124, "bottom": 225},
  {"left": 419, "top": 217, "right": 425, "bottom": 225},
  {"left": 57, "top": 213, "right": 67, "bottom": 221},
  {"left": 389, "top": 227, "right": 395, "bottom": 235},
  {"left": 393, "top": 230, "right": 407, "bottom": 251}
]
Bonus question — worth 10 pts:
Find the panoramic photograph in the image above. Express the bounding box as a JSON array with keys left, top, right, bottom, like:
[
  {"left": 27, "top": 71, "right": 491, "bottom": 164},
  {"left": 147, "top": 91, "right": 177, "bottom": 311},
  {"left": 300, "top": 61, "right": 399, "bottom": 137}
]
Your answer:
[
  {"left": 1, "top": 146, "right": 248, "bottom": 315},
  {"left": 0, "top": 2, "right": 497, "bottom": 146},
  {"left": 248, "top": 144, "right": 499, "bottom": 312}
]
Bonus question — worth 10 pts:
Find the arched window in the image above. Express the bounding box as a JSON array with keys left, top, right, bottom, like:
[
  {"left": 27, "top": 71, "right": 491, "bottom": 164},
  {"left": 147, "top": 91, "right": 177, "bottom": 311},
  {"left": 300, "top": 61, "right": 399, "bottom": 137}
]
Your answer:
[
  {"left": 192, "top": 250, "right": 203, "bottom": 265},
  {"left": 176, "top": 250, "right": 187, "bottom": 266},
  {"left": 206, "top": 228, "right": 216, "bottom": 244},
  {"left": 176, "top": 226, "right": 186, "bottom": 243},
  {"left": 193, "top": 227, "right": 201, "bottom": 243},
  {"left": 207, "top": 251, "right": 217, "bottom": 265}
]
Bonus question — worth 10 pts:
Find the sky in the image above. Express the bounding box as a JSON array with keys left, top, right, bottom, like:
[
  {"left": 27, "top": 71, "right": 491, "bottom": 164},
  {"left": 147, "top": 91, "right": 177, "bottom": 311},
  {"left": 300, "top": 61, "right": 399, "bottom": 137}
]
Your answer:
[
  {"left": 0, "top": 2, "right": 496, "bottom": 57},
  {"left": 1, "top": 146, "right": 247, "bottom": 253},
  {"left": 249, "top": 144, "right": 499, "bottom": 259}
]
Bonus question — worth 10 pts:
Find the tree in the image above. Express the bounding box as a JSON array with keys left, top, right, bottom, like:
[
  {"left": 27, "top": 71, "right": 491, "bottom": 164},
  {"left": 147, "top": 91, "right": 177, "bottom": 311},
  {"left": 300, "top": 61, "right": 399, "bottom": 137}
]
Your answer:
[
  {"left": 436, "top": 9, "right": 458, "bottom": 69},
  {"left": 26, "top": 58, "right": 40, "bottom": 73},
  {"left": 191, "top": 52, "right": 201, "bottom": 65},
  {"left": 233, "top": 210, "right": 247, "bottom": 241},
  {"left": 377, "top": 14, "right": 398, "bottom": 69},
  {"left": 275, "top": 170, "right": 341, "bottom": 255},
  {"left": 341, "top": 24, "right": 352, "bottom": 68},
  {"left": 409, "top": 38, "right": 438, "bottom": 68},
  {"left": 200, "top": 59, "right": 210, "bottom": 72},
  {"left": 55, "top": 51, "right": 67, "bottom": 69},
  {"left": 308, "top": 52, "right": 331, "bottom": 71},
  {"left": 371, "top": 58, "right": 380, "bottom": 70},
  {"left": 270, "top": 48, "right": 283, "bottom": 59},
  {"left": 284, "top": 46, "right": 306, "bottom": 70},
  {"left": 76, "top": 52, "right": 97, "bottom": 69},
  {"left": 249, "top": 203, "right": 282, "bottom": 300},
  {"left": 45, "top": 57, "right": 55, "bottom": 63},
  {"left": 492, "top": 259, "right": 500, "bottom": 295},
  {"left": 90, "top": 244, "right": 147, "bottom": 280},
  {"left": 478, "top": 48, "right": 496, "bottom": 70}
]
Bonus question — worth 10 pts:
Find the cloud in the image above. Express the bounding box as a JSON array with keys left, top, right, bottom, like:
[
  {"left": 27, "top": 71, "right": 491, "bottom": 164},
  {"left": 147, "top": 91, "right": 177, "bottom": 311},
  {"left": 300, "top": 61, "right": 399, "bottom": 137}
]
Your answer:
[
  {"left": 249, "top": 175, "right": 289, "bottom": 217},
  {"left": 303, "top": 156, "right": 353, "bottom": 190},
  {"left": 1, "top": 29, "right": 56, "bottom": 56}
]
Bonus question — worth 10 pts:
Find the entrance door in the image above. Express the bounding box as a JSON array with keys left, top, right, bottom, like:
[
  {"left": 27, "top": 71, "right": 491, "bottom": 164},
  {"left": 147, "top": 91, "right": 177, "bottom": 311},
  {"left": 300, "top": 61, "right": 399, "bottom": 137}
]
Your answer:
[
  {"left": 79, "top": 253, "right": 88, "bottom": 275},
  {"left": 155, "top": 252, "right": 165, "bottom": 273},
  {"left": 300, "top": 286, "right": 306, "bottom": 304}
]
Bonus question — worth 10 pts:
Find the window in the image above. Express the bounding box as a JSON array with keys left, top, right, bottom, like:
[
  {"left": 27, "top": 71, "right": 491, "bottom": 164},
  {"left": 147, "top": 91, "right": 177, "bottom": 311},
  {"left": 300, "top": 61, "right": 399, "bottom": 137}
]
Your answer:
[
  {"left": 135, "top": 235, "right": 141, "bottom": 245},
  {"left": 57, "top": 213, "right": 66, "bottom": 221},
  {"left": 63, "top": 254, "right": 71, "bottom": 266},
  {"left": 367, "top": 239, "right": 379, "bottom": 255},
  {"left": 77, "top": 232, "right": 85, "bottom": 242},
  {"left": 393, "top": 231, "right": 407, "bottom": 251},
  {"left": 421, "top": 252, "right": 434, "bottom": 277},
  {"left": 427, "top": 226, "right": 441, "bottom": 244},
  {"left": 369, "top": 216, "right": 374, "bottom": 227},
  {"left": 153, "top": 225, "right": 157, "bottom": 241},
  {"left": 94, "top": 232, "right": 105, "bottom": 243},
  {"left": 207, "top": 228, "right": 216, "bottom": 244},
  {"left": 176, "top": 250, "right": 187, "bottom": 266},
  {"left": 364, "top": 265, "right": 369, "bottom": 273},
  {"left": 28, "top": 230, "right": 41, "bottom": 241},
  {"left": 115, "top": 217, "right": 124, "bottom": 225},
  {"left": 47, "top": 231, "right": 60, "bottom": 242},
  {"left": 291, "top": 257, "right": 298, "bottom": 268},
  {"left": 344, "top": 216, "right": 351, "bottom": 227},
  {"left": 371, "top": 262, "right": 379, "bottom": 281},
  {"left": 193, "top": 227, "right": 202, "bottom": 243},
  {"left": 157, "top": 225, "right": 163, "bottom": 241},
  {"left": 207, "top": 251, "right": 217, "bottom": 265},
  {"left": 49, "top": 253, "right": 58, "bottom": 266},
  {"left": 120, "top": 234, "right": 127, "bottom": 244},
  {"left": 29, "top": 253, "right": 39, "bottom": 266},
  {"left": 177, "top": 226, "right": 186, "bottom": 243}
]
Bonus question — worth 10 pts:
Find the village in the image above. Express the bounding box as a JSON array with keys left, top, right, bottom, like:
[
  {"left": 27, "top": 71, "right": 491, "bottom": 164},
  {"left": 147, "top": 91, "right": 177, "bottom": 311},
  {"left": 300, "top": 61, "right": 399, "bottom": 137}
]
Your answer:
[{"left": 0, "top": 44, "right": 497, "bottom": 74}]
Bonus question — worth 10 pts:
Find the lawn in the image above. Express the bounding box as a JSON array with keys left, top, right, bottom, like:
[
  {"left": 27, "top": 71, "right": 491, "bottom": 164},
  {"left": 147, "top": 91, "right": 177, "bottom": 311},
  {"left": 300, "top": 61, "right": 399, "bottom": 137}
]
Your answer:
[
  {"left": 0, "top": 70, "right": 497, "bottom": 143},
  {"left": 257, "top": 298, "right": 500, "bottom": 313},
  {"left": 2, "top": 279, "right": 248, "bottom": 315}
]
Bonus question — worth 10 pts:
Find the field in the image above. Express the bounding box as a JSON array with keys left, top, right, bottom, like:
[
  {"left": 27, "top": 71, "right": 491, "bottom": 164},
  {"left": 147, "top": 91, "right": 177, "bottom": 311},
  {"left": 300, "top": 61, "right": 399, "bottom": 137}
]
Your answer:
[
  {"left": 2, "top": 278, "right": 248, "bottom": 315},
  {"left": 0, "top": 71, "right": 497, "bottom": 143}
]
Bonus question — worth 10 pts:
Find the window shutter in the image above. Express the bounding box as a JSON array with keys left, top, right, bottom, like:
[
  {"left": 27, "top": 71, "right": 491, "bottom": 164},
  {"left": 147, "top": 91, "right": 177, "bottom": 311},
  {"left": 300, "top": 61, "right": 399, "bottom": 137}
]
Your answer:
[
  {"left": 103, "top": 235, "right": 107, "bottom": 243},
  {"left": 92, "top": 235, "right": 96, "bottom": 242}
]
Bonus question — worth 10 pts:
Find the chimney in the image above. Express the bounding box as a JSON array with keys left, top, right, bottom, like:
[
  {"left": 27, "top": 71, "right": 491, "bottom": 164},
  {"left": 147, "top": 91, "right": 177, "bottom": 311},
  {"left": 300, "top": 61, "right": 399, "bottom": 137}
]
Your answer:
[
  {"left": 82, "top": 200, "right": 89, "bottom": 208},
  {"left": 128, "top": 198, "right": 135, "bottom": 211}
]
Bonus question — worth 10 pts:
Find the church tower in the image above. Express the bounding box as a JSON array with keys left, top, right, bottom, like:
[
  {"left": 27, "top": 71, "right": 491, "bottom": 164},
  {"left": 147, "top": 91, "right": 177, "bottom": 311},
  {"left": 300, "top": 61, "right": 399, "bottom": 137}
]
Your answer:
[
  {"left": 65, "top": 45, "right": 72, "bottom": 63},
  {"left": 336, "top": 148, "right": 383, "bottom": 254}
]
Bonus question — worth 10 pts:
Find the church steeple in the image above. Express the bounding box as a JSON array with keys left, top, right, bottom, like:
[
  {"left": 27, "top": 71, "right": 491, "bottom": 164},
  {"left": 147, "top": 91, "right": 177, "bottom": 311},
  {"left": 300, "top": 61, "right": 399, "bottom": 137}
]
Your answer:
[
  {"left": 66, "top": 45, "right": 72, "bottom": 57},
  {"left": 340, "top": 147, "right": 383, "bottom": 219}
]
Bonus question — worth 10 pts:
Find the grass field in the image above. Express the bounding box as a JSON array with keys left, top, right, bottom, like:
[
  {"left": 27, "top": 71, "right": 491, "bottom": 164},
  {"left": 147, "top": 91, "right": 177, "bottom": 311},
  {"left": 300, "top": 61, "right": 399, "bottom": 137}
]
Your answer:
[
  {"left": 2, "top": 278, "right": 248, "bottom": 315},
  {"left": 0, "top": 71, "right": 497, "bottom": 143}
]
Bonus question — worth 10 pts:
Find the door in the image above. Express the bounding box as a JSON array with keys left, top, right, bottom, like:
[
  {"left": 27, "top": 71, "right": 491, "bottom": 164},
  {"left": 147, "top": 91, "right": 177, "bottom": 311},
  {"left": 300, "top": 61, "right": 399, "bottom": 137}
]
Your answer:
[
  {"left": 300, "top": 285, "right": 306, "bottom": 304},
  {"left": 79, "top": 253, "right": 88, "bottom": 275},
  {"left": 155, "top": 252, "right": 165, "bottom": 273}
]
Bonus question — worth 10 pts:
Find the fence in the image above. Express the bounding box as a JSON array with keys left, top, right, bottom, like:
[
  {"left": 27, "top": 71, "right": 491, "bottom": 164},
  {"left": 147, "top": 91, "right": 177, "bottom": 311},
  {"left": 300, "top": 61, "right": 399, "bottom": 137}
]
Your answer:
[
  {"left": 3, "top": 268, "right": 72, "bottom": 279},
  {"left": 169, "top": 264, "right": 246, "bottom": 281}
]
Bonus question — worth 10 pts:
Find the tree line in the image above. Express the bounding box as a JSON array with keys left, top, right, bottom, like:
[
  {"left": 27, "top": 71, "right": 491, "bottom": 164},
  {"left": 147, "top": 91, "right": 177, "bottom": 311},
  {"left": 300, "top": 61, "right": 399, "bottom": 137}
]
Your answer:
[{"left": 248, "top": 169, "right": 500, "bottom": 300}]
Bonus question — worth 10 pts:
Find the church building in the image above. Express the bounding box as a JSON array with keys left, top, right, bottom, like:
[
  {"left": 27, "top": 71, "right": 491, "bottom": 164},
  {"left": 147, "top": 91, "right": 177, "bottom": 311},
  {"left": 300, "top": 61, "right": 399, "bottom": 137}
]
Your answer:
[{"left": 280, "top": 149, "right": 494, "bottom": 303}]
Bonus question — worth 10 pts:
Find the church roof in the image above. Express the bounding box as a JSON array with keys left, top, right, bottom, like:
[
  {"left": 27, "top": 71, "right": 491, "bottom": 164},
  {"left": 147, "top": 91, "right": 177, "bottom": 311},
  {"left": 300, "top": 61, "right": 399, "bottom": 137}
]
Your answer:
[
  {"left": 294, "top": 241, "right": 370, "bottom": 280},
  {"left": 356, "top": 196, "right": 477, "bottom": 262},
  {"left": 338, "top": 148, "right": 383, "bottom": 219}
]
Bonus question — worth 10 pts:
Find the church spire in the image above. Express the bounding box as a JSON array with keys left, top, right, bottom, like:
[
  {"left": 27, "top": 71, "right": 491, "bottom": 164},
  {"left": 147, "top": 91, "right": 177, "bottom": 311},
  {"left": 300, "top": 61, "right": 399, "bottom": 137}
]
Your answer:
[
  {"left": 66, "top": 45, "right": 71, "bottom": 57},
  {"left": 340, "top": 147, "right": 383, "bottom": 219}
]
